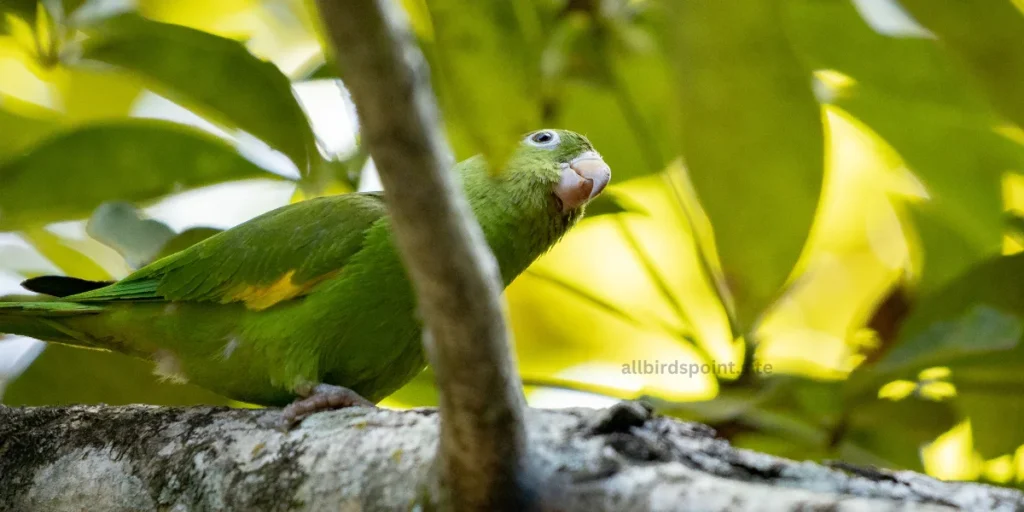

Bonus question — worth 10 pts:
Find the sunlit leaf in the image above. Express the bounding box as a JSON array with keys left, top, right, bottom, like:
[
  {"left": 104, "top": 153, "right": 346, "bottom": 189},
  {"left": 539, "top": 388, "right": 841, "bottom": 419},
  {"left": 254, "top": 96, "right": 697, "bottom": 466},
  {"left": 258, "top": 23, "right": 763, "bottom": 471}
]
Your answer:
[
  {"left": 787, "top": 0, "right": 1016, "bottom": 295},
  {"left": 899, "top": 0, "right": 1024, "bottom": 130},
  {"left": 295, "top": 52, "right": 337, "bottom": 81},
  {"left": 0, "top": 104, "right": 58, "bottom": 158},
  {"left": 86, "top": 201, "right": 175, "bottom": 269},
  {"left": 584, "top": 188, "right": 646, "bottom": 218},
  {"left": 425, "top": 0, "right": 542, "bottom": 165},
  {"left": 2, "top": 343, "right": 232, "bottom": 406},
  {"left": 1007, "top": 211, "right": 1024, "bottom": 246},
  {"left": 80, "top": 14, "right": 318, "bottom": 173},
  {"left": 20, "top": 228, "right": 111, "bottom": 281},
  {"left": 611, "top": 215, "right": 704, "bottom": 357},
  {"left": 136, "top": 0, "right": 255, "bottom": 33},
  {"left": 56, "top": 66, "right": 144, "bottom": 123},
  {"left": 382, "top": 368, "right": 438, "bottom": 408},
  {"left": 671, "top": 0, "right": 825, "bottom": 329},
  {"left": 524, "top": 268, "right": 690, "bottom": 340},
  {"left": 0, "top": 120, "right": 280, "bottom": 230}
]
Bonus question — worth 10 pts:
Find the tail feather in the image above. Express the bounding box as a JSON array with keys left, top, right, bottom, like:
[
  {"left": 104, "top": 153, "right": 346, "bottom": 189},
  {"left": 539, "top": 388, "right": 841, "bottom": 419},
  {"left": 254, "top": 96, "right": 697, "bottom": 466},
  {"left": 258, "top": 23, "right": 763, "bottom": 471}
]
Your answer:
[
  {"left": 21, "top": 276, "right": 114, "bottom": 297},
  {"left": 0, "top": 301, "right": 102, "bottom": 345}
]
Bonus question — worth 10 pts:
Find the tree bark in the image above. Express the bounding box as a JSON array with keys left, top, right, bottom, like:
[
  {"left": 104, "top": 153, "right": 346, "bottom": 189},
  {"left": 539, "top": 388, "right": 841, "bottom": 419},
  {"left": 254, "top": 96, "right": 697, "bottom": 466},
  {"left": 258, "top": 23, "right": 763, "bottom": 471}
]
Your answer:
[
  {"left": 2, "top": 403, "right": 1021, "bottom": 512},
  {"left": 314, "top": 0, "right": 530, "bottom": 508}
]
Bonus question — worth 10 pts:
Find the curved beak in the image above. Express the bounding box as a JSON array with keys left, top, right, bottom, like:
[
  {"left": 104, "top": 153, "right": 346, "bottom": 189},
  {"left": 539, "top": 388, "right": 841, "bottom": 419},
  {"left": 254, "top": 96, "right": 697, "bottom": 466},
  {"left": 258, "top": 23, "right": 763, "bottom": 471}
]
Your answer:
[{"left": 555, "top": 151, "right": 611, "bottom": 212}]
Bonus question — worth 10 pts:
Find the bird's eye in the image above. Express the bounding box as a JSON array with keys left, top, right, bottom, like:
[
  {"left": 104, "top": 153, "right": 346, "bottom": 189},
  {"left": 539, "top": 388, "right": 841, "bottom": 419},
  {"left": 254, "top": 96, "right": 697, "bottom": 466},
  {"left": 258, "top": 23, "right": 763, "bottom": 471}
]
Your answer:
[{"left": 526, "top": 130, "right": 559, "bottom": 148}]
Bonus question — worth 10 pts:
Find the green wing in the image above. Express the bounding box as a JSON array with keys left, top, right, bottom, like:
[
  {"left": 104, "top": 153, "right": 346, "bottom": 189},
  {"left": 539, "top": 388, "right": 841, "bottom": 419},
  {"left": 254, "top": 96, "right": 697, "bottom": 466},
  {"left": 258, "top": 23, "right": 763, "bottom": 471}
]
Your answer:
[{"left": 66, "top": 193, "right": 389, "bottom": 309}]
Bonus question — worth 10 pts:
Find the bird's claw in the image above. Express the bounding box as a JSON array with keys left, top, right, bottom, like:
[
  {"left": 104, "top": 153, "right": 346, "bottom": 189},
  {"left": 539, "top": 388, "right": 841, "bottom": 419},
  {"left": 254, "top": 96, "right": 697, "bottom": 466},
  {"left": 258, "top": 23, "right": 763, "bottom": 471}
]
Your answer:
[{"left": 278, "top": 383, "right": 376, "bottom": 431}]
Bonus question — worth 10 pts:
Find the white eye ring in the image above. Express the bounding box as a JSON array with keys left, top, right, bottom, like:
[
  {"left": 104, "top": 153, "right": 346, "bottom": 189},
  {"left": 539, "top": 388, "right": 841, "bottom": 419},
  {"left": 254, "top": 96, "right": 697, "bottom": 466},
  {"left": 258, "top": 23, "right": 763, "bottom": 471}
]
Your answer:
[{"left": 525, "top": 130, "right": 560, "bottom": 148}]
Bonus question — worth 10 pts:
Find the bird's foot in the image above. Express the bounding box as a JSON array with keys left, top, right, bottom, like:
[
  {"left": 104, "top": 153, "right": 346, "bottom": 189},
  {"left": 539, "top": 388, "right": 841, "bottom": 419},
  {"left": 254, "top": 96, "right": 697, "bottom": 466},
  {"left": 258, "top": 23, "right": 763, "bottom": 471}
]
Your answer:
[{"left": 279, "top": 383, "right": 375, "bottom": 431}]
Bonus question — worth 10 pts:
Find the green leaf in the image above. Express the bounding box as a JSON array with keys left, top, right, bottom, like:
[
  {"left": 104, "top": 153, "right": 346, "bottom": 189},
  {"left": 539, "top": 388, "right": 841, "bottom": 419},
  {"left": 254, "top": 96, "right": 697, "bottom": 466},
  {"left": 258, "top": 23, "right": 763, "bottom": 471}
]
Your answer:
[
  {"left": 899, "top": 0, "right": 1024, "bottom": 130},
  {"left": 425, "top": 0, "right": 542, "bottom": 166},
  {"left": 2, "top": 343, "right": 232, "bottom": 406},
  {"left": 524, "top": 268, "right": 693, "bottom": 340},
  {"left": 954, "top": 385, "right": 1024, "bottom": 458},
  {"left": 841, "top": 396, "right": 958, "bottom": 471},
  {"left": 876, "top": 304, "right": 1021, "bottom": 378},
  {"left": 847, "top": 254, "right": 1024, "bottom": 460},
  {"left": 947, "top": 353, "right": 1024, "bottom": 457},
  {"left": 787, "top": 0, "right": 1016, "bottom": 295},
  {"left": 81, "top": 15, "right": 318, "bottom": 173},
  {"left": 295, "top": 55, "right": 338, "bottom": 81},
  {"left": 86, "top": 201, "right": 175, "bottom": 269},
  {"left": 0, "top": 0, "right": 38, "bottom": 29},
  {"left": 58, "top": 66, "right": 145, "bottom": 123},
  {"left": 867, "top": 254, "right": 1024, "bottom": 380},
  {"left": 851, "top": 84, "right": 1012, "bottom": 295},
  {"left": 541, "top": 7, "right": 680, "bottom": 182},
  {"left": 718, "top": 377, "right": 954, "bottom": 471},
  {"left": 584, "top": 188, "right": 647, "bottom": 218},
  {"left": 910, "top": 208, "right": 1001, "bottom": 298},
  {"left": 21, "top": 228, "right": 112, "bottom": 281},
  {"left": 0, "top": 120, "right": 279, "bottom": 231},
  {"left": 384, "top": 368, "right": 438, "bottom": 407},
  {"left": 671, "top": 0, "right": 825, "bottom": 329},
  {"left": 550, "top": 54, "right": 679, "bottom": 182},
  {"left": 1008, "top": 211, "right": 1024, "bottom": 244},
  {"left": 0, "top": 106, "right": 58, "bottom": 160}
]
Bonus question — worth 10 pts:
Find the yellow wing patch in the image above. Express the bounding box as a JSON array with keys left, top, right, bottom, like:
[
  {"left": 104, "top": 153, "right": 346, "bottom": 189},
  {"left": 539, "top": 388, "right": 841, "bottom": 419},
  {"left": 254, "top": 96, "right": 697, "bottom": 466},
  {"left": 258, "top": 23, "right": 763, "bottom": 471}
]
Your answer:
[{"left": 228, "top": 270, "right": 338, "bottom": 311}]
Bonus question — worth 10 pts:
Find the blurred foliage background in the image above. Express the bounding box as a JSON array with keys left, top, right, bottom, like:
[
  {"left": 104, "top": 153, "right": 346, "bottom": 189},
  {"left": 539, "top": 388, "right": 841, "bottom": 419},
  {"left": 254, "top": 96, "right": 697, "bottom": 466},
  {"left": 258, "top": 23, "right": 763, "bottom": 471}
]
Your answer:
[{"left": 2, "top": 0, "right": 1024, "bottom": 486}]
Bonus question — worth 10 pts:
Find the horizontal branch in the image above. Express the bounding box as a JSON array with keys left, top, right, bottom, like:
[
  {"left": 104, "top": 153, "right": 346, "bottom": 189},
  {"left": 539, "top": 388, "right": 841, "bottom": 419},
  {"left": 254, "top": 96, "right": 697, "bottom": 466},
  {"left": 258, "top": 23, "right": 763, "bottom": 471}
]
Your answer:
[{"left": 2, "top": 403, "right": 1021, "bottom": 511}]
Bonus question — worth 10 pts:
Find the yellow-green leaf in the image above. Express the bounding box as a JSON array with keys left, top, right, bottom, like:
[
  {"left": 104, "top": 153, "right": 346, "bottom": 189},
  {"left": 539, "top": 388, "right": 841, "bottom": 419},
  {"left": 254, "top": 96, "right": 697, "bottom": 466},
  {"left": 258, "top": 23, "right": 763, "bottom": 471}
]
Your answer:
[
  {"left": 671, "top": 0, "right": 825, "bottom": 329},
  {"left": 425, "top": 0, "right": 541, "bottom": 165},
  {"left": 0, "top": 105, "right": 57, "bottom": 159},
  {"left": 81, "top": 14, "right": 319, "bottom": 174},
  {"left": 852, "top": 253, "right": 1024, "bottom": 457},
  {"left": 850, "top": 255, "right": 1024, "bottom": 429},
  {"left": 899, "top": 0, "right": 1024, "bottom": 130},
  {"left": 0, "top": 120, "right": 279, "bottom": 231},
  {"left": 786, "top": 0, "right": 1015, "bottom": 295},
  {"left": 21, "top": 228, "right": 112, "bottom": 281}
]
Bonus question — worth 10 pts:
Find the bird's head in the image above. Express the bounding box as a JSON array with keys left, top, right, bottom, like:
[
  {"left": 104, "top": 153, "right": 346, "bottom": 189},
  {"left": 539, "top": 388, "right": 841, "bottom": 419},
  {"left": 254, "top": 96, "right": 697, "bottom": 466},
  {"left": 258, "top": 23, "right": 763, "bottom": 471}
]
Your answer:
[
  {"left": 458, "top": 129, "right": 612, "bottom": 278},
  {"left": 504, "top": 129, "right": 612, "bottom": 215}
]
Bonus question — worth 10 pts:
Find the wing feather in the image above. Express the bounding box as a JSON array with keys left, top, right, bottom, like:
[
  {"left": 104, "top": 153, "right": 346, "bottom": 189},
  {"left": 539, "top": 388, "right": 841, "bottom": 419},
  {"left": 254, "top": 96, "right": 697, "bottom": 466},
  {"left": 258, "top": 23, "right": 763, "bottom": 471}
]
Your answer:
[{"left": 66, "top": 192, "right": 389, "bottom": 309}]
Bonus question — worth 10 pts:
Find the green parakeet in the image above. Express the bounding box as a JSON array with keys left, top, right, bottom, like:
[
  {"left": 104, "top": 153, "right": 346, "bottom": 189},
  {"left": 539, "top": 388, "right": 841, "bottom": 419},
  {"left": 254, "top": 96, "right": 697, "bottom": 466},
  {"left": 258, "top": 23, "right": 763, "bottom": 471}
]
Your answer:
[{"left": 0, "top": 129, "right": 611, "bottom": 421}]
